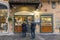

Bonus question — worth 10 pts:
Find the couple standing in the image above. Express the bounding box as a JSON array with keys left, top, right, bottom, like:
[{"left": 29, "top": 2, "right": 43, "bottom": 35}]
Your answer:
[{"left": 22, "top": 20, "right": 36, "bottom": 39}]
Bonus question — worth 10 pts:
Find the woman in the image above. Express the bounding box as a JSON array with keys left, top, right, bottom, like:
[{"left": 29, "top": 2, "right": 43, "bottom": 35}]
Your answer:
[{"left": 22, "top": 20, "right": 27, "bottom": 37}]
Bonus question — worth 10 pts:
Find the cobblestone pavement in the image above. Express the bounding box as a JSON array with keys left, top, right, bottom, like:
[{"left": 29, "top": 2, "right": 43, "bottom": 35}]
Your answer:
[{"left": 0, "top": 33, "right": 60, "bottom": 40}]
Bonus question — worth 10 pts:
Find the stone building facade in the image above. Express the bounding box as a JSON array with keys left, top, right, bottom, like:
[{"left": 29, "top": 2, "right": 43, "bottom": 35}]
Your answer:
[{"left": 0, "top": 0, "right": 60, "bottom": 35}]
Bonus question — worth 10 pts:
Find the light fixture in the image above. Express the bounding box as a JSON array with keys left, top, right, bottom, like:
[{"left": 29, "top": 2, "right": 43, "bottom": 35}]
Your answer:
[{"left": 33, "top": 9, "right": 40, "bottom": 13}]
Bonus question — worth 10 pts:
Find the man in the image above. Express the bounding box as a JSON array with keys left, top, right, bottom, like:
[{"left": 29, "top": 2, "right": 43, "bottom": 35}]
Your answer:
[
  {"left": 31, "top": 20, "right": 36, "bottom": 39},
  {"left": 22, "top": 20, "right": 27, "bottom": 37}
]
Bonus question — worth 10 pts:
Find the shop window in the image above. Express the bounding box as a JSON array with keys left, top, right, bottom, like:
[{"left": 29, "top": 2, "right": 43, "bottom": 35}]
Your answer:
[
  {"left": 14, "top": 15, "right": 34, "bottom": 33},
  {"left": 40, "top": 15, "right": 53, "bottom": 33},
  {"left": 0, "top": 3, "right": 8, "bottom": 32},
  {"left": 51, "top": 1, "right": 56, "bottom": 9}
]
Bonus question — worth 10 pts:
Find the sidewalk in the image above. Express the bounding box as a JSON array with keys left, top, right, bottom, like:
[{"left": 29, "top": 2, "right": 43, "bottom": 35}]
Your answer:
[
  {"left": 38, "top": 34, "right": 60, "bottom": 40},
  {"left": 0, "top": 33, "right": 60, "bottom": 40},
  {"left": 0, "top": 33, "right": 41, "bottom": 40}
]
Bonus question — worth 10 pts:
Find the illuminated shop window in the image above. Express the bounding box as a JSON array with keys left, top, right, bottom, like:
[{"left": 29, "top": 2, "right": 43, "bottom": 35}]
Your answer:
[
  {"left": 14, "top": 15, "right": 34, "bottom": 33},
  {"left": 40, "top": 15, "right": 53, "bottom": 33},
  {"left": 0, "top": 3, "right": 8, "bottom": 32},
  {"left": 41, "top": 16, "right": 52, "bottom": 26}
]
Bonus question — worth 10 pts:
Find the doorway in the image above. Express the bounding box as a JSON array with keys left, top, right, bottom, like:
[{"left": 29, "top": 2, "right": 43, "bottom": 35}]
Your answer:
[
  {"left": 14, "top": 15, "right": 34, "bottom": 33},
  {"left": 40, "top": 14, "right": 53, "bottom": 33}
]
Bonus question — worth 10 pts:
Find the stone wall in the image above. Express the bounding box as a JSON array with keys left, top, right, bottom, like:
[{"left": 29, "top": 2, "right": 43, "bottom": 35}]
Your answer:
[
  {"left": 37, "top": 1, "right": 60, "bottom": 33},
  {"left": 1, "top": 0, "right": 60, "bottom": 34},
  {"left": 9, "top": 1, "right": 60, "bottom": 33}
]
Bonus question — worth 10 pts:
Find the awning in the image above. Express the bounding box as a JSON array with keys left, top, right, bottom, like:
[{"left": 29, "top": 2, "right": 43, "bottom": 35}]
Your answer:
[
  {"left": 9, "top": 0, "right": 40, "bottom": 9},
  {"left": 9, "top": 0, "right": 40, "bottom": 3}
]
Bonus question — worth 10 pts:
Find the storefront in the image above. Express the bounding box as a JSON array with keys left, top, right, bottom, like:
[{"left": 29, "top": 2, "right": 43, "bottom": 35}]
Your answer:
[
  {"left": 14, "top": 11, "right": 34, "bottom": 33},
  {"left": 9, "top": 1, "right": 40, "bottom": 33},
  {"left": 0, "top": 2, "right": 9, "bottom": 33},
  {"left": 9, "top": 0, "right": 60, "bottom": 34},
  {"left": 0, "top": 0, "right": 60, "bottom": 35}
]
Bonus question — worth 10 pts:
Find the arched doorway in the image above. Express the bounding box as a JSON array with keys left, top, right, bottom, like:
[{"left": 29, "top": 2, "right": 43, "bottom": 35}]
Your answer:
[
  {"left": 14, "top": 11, "right": 34, "bottom": 33},
  {"left": 0, "top": 2, "right": 9, "bottom": 33}
]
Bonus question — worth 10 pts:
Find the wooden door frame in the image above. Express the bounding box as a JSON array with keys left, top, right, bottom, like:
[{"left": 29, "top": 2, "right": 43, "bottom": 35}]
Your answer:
[
  {"left": 13, "top": 15, "right": 34, "bottom": 33},
  {"left": 40, "top": 14, "right": 53, "bottom": 33}
]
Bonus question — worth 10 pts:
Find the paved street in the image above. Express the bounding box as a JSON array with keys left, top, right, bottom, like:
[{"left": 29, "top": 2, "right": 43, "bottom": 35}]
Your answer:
[
  {"left": 0, "top": 33, "right": 60, "bottom": 40},
  {"left": 0, "top": 33, "right": 40, "bottom": 40},
  {"left": 39, "top": 34, "right": 60, "bottom": 40}
]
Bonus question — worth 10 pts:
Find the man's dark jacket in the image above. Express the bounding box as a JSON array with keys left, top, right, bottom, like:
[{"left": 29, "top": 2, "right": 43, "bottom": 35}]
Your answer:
[
  {"left": 22, "top": 23, "right": 27, "bottom": 32},
  {"left": 31, "top": 22, "right": 36, "bottom": 32}
]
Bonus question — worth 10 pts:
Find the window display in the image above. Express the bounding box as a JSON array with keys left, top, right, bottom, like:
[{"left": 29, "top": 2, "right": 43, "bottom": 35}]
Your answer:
[
  {"left": 40, "top": 15, "right": 53, "bottom": 33},
  {"left": 14, "top": 15, "right": 34, "bottom": 33},
  {"left": 0, "top": 4, "right": 8, "bottom": 32}
]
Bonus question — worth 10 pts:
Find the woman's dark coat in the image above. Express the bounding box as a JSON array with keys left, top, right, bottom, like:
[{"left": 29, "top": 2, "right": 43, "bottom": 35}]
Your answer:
[
  {"left": 31, "top": 22, "right": 36, "bottom": 32},
  {"left": 22, "top": 23, "right": 27, "bottom": 32}
]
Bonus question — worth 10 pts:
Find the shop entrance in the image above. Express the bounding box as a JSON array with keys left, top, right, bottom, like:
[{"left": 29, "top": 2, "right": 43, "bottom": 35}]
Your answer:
[
  {"left": 14, "top": 15, "right": 34, "bottom": 33},
  {"left": 40, "top": 15, "right": 53, "bottom": 33}
]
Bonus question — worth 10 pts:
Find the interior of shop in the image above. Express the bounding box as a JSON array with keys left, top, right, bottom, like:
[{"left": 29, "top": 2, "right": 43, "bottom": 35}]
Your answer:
[{"left": 14, "top": 15, "right": 34, "bottom": 33}]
